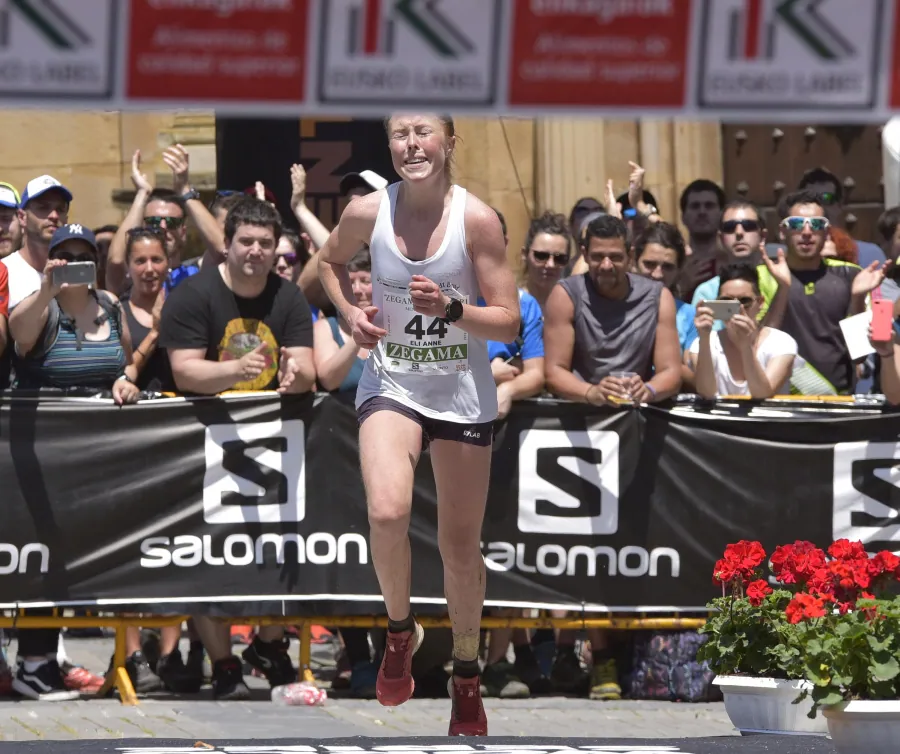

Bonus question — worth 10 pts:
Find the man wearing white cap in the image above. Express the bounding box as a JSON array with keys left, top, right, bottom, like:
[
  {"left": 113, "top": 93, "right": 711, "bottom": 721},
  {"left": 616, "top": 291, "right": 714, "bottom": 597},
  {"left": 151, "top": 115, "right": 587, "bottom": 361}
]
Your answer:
[
  {"left": 2, "top": 175, "right": 71, "bottom": 312},
  {"left": 0, "top": 182, "right": 22, "bottom": 259},
  {"left": 339, "top": 170, "right": 389, "bottom": 199}
]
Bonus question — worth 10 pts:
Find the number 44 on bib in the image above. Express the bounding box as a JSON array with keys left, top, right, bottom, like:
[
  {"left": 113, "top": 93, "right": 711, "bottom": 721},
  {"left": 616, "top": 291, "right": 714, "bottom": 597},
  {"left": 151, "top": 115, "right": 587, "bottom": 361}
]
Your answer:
[{"left": 384, "top": 298, "right": 468, "bottom": 375}]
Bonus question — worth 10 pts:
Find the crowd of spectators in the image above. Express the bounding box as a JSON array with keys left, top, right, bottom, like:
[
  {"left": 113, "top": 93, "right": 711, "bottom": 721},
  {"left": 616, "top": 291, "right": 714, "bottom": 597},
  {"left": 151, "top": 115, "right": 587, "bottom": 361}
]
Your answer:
[{"left": 2, "top": 145, "right": 899, "bottom": 705}]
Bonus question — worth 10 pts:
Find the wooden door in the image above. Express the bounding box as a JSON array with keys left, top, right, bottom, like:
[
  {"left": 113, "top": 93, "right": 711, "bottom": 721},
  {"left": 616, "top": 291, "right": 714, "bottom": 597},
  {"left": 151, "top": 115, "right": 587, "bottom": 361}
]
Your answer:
[{"left": 721, "top": 124, "right": 884, "bottom": 244}]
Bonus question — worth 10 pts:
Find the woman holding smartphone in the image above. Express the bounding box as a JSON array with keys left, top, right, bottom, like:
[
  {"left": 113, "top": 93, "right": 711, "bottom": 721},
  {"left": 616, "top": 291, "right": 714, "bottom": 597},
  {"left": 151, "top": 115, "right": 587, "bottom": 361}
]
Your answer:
[
  {"left": 685, "top": 262, "right": 797, "bottom": 399},
  {"left": 9, "top": 223, "right": 140, "bottom": 405}
]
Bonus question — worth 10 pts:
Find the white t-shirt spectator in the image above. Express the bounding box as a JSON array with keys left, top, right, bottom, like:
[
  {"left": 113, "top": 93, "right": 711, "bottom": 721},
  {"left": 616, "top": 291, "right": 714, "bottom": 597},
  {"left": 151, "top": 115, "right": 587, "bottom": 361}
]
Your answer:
[
  {"left": 2, "top": 251, "right": 42, "bottom": 310},
  {"left": 688, "top": 328, "right": 798, "bottom": 396}
]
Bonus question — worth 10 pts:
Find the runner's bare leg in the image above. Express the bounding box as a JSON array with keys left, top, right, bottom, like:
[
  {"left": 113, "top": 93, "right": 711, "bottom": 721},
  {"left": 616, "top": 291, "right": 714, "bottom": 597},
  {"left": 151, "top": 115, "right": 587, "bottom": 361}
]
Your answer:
[
  {"left": 431, "top": 439, "right": 491, "bottom": 663},
  {"left": 359, "top": 410, "right": 423, "bottom": 620}
]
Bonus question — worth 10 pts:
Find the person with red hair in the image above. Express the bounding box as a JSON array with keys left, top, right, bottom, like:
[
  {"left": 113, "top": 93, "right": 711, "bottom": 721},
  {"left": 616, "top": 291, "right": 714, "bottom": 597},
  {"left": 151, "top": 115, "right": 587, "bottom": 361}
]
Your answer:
[{"left": 821, "top": 226, "right": 859, "bottom": 265}]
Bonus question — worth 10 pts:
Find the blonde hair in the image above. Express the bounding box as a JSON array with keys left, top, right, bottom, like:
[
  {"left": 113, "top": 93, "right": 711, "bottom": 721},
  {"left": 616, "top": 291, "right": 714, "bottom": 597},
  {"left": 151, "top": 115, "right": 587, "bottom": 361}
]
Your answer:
[{"left": 384, "top": 114, "right": 457, "bottom": 183}]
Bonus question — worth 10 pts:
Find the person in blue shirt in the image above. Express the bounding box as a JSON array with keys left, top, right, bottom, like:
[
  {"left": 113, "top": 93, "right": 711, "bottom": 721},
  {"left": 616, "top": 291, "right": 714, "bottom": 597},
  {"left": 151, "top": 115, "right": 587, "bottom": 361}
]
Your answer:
[
  {"left": 692, "top": 199, "right": 767, "bottom": 332},
  {"left": 632, "top": 221, "right": 698, "bottom": 391}
]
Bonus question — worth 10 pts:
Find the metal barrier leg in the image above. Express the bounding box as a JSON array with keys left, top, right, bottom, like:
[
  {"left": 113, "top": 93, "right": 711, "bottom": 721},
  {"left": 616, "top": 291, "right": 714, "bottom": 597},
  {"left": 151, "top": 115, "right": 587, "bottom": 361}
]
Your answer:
[
  {"left": 299, "top": 621, "right": 314, "bottom": 683},
  {"left": 97, "top": 622, "right": 138, "bottom": 705}
]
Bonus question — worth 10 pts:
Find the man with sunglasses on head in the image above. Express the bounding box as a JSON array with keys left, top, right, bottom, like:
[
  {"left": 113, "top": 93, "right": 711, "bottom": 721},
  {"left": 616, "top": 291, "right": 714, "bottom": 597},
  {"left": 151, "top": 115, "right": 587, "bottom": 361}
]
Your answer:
[{"left": 758, "top": 189, "right": 888, "bottom": 395}]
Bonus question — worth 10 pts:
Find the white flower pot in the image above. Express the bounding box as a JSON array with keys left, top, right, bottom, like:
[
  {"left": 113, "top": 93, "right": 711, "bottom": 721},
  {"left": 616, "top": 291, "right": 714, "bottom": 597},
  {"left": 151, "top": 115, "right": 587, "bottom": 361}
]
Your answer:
[
  {"left": 824, "top": 700, "right": 900, "bottom": 754},
  {"left": 712, "top": 675, "right": 828, "bottom": 735}
]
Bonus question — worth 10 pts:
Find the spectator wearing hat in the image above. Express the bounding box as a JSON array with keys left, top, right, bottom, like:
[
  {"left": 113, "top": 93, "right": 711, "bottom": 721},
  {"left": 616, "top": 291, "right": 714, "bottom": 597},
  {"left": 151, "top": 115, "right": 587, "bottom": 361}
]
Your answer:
[
  {"left": 0, "top": 182, "right": 22, "bottom": 259},
  {"left": 295, "top": 164, "right": 387, "bottom": 313},
  {"left": 10, "top": 223, "right": 139, "bottom": 401},
  {"left": 2, "top": 175, "right": 71, "bottom": 312}
]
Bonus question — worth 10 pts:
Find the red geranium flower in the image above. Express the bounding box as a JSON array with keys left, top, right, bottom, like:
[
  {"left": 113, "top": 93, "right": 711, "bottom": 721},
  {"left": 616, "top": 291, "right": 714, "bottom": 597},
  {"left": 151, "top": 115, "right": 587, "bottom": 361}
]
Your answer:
[
  {"left": 770, "top": 541, "right": 827, "bottom": 586},
  {"left": 828, "top": 539, "right": 867, "bottom": 561},
  {"left": 868, "top": 551, "right": 900, "bottom": 579},
  {"left": 713, "top": 557, "right": 738, "bottom": 585},
  {"left": 785, "top": 593, "right": 828, "bottom": 624},
  {"left": 746, "top": 579, "right": 773, "bottom": 606}
]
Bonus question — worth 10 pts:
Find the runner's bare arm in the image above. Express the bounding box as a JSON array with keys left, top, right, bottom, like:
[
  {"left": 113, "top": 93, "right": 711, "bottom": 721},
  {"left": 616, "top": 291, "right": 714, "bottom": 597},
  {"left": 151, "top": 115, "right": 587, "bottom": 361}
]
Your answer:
[
  {"left": 457, "top": 200, "right": 520, "bottom": 343},
  {"left": 317, "top": 193, "right": 380, "bottom": 323}
]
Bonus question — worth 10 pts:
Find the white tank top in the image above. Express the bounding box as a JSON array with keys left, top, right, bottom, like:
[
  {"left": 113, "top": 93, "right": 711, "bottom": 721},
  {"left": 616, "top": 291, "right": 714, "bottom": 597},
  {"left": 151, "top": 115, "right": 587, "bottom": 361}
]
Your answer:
[{"left": 355, "top": 183, "right": 498, "bottom": 424}]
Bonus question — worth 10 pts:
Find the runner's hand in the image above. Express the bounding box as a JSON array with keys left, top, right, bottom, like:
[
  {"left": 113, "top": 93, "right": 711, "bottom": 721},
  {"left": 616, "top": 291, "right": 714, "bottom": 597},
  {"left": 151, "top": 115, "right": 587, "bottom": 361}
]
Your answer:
[
  {"left": 627, "top": 161, "right": 645, "bottom": 210},
  {"left": 409, "top": 274, "right": 450, "bottom": 317},
  {"left": 762, "top": 248, "right": 791, "bottom": 290},
  {"left": 351, "top": 306, "right": 387, "bottom": 348}
]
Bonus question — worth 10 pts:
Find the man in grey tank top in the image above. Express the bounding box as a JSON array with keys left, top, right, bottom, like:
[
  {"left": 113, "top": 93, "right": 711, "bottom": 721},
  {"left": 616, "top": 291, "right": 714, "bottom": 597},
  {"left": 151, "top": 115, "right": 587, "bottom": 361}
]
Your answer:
[{"left": 542, "top": 214, "right": 683, "bottom": 700}]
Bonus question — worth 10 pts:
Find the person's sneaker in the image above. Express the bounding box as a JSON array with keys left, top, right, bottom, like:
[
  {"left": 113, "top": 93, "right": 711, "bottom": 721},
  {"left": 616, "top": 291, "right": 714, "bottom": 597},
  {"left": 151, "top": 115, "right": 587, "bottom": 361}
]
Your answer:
[
  {"left": 156, "top": 651, "right": 203, "bottom": 694},
  {"left": 480, "top": 662, "right": 530, "bottom": 698},
  {"left": 241, "top": 637, "right": 297, "bottom": 688},
  {"left": 376, "top": 622, "right": 424, "bottom": 706},
  {"left": 211, "top": 657, "right": 250, "bottom": 701},
  {"left": 349, "top": 660, "right": 378, "bottom": 699},
  {"left": 513, "top": 651, "right": 553, "bottom": 695},
  {"left": 60, "top": 662, "right": 105, "bottom": 695},
  {"left": 589, "top": 659, "right": 622, "bottom": 701},
  {"left": 125, "top": 651, "right": 163, "bottom": 694},
  {"left": 448, "top": 675, "right": 488, "bottom": 736},
  {"left": 186, "top": 641, "right": 206, "bottom": 684},
  {"left": 140, "top": 629, "right": 162, "bottom": 673},
  {"left": 12, "top": 660, "right": 80, "bottom": 701},
  {"left": 550, "top": 648, "right": 586, "bottom": 693}
]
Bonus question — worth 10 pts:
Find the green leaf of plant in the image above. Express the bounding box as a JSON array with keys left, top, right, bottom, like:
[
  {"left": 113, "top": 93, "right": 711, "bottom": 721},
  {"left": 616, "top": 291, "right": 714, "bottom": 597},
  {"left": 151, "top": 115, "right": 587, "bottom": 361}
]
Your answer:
[
  {"left": 867, "top": 635, "right": 892, "bottom": 653},
  {"left": 818, "top": 690, "right": 845, "bottom": 707},
  {"left": 872, "top": 657, "right": 900, "bottom": 682}
]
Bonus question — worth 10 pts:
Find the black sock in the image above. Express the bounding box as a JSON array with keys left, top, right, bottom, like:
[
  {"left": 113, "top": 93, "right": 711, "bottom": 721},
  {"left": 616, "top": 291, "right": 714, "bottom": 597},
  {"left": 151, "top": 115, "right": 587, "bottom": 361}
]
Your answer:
[
  {"left": 189, "top": 640, "right": 203, "bottom": 653},
  {"left": 514, "top": 643, "right": 535, "bottom": 663},
  {"left": 453, "top": 658, "right": 480, "bottom": 679},
  {"left": 592, "top": 648, "right": 612, "bottom": 665},
  {"left": 557, "top": 644, "right": 577, "bottom": 657},
  {"left": 387, "top": 614, "right": 414, "bottom": 634}
]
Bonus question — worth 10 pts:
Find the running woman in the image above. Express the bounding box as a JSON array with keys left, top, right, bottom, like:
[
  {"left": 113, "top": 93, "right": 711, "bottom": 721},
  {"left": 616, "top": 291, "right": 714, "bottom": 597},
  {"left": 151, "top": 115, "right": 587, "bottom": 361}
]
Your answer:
[{"left": 318, "top": 113, "right": 520, "bottom": 736}]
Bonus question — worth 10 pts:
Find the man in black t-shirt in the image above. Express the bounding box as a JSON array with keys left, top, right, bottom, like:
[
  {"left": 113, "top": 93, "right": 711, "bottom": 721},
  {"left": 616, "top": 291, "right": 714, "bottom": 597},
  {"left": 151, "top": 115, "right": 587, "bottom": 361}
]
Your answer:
[
  {"left": 160, "top": 197, "right": 315, "bottom": 395},
  {"left": 158, "top": 197, "right": 315, "bottom": 700}
]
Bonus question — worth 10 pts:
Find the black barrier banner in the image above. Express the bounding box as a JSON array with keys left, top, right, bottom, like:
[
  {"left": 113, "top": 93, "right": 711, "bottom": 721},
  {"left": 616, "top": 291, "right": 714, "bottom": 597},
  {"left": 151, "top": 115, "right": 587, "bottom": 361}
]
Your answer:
[{"left": 2, "top": 394, "right": 900, "bottom": 614}]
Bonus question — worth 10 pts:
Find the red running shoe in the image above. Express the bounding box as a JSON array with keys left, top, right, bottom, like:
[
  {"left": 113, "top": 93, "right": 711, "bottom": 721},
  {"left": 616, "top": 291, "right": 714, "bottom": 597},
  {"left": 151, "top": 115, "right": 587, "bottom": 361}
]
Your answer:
[
  {"left": 448, "top": 675, "right": 488, "bottom": 736},
  {"left": 62, "top": 663, "right": 105, "bottom": 695},
  {"left": 375, "top": 621, "right": 423, "bottom": 706}
]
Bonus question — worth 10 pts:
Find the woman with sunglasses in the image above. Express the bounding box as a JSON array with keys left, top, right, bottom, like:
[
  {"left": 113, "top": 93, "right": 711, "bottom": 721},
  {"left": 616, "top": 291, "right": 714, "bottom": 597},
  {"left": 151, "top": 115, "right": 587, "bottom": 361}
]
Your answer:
[
  {"left": 686, "top": 262, "right": 797, "bottom": 399},
  {"left": 274, "top": 229, "right": 309, "bottom": 284},
  {"left": 9, "top": 223, "right": 139, "bottom": 405},
  {"left": 120, "top": 227, "right": 174, "bottom": 392},
  {"left": 519, "top": 211, "right": 574, "bottom": 311}
]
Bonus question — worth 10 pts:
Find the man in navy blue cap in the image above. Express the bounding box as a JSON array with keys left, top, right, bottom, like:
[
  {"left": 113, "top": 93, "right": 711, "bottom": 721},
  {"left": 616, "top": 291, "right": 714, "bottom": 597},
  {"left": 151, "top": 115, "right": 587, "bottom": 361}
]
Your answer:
[
  {"left": 0, "top": 182, "right": 21, "bottom": 259},
  {"left": 2, "top": 175, "right": 72, "bottom": 313}
]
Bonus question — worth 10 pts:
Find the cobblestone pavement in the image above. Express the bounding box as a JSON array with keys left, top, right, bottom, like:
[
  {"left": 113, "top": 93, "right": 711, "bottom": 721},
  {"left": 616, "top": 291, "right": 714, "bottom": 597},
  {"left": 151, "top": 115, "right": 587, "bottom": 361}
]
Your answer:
[{"left": 0, "top": 635, "right": 737, "bottom": 741}]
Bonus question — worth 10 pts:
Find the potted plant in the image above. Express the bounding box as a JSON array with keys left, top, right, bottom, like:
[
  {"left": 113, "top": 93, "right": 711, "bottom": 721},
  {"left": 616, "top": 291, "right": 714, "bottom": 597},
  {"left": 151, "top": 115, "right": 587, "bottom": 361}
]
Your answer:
[
  {"left": 698, "top": 539, "right": 828, "bottom": 735},
  {"left": 788, "top": 542, "right": 900, "bottom": 754}
]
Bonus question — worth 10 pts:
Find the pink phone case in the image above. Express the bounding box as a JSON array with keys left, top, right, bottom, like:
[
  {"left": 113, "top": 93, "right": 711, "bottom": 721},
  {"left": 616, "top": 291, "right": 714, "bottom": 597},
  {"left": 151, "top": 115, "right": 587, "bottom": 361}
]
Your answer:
[{"left": 872, "top": 299, "right": 894, "bottom": 342}]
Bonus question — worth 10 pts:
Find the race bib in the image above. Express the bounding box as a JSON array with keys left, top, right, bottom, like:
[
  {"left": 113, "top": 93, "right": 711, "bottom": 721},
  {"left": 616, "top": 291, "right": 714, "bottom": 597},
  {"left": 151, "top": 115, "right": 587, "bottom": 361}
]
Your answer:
[{"left": 382, "top": 290, "right": 468, "bottom": 375}]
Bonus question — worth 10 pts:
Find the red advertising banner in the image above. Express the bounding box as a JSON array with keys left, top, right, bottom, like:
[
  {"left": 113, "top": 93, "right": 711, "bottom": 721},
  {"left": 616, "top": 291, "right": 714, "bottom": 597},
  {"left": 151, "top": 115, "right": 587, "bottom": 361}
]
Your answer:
[
  {"left": 508, "top": 0, "right": 693, "bottom": 108},
  {"left": 127, "top": 0, "right": 310, "bottom": 102}
]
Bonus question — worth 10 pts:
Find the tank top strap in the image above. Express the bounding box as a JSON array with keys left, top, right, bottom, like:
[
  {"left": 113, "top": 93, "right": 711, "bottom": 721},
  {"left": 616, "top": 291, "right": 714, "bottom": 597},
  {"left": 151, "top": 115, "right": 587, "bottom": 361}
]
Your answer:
[
  {"left": 371, "top": 184, "right": 399, "bottom": 247},
  {"left": 326, "top": 316, "right": 344, "bottom": 346},
  {"left": 449, "top": 184, "right": 467, "bottom": 240}
]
